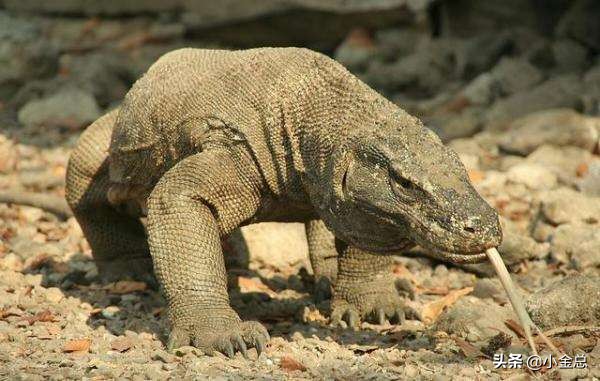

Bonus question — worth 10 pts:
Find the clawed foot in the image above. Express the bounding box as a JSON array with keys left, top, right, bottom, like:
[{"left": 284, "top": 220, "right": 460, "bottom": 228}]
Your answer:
[
  {"left": 330, "top": 278, "right": 419, "bottom": 330},
  {"left": 167, "top": 311, "right": 270, "bottom": 358}
]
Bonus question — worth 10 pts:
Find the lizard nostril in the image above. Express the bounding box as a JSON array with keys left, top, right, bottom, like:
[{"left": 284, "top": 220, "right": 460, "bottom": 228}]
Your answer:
[{"left": 463, "top": 226, "right": 476, "bottom": 233}]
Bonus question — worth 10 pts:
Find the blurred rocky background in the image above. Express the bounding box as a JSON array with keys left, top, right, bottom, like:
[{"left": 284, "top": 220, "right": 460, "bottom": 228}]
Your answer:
[{"left": 1, "top": 0, "right": 600, "bottom": 379}]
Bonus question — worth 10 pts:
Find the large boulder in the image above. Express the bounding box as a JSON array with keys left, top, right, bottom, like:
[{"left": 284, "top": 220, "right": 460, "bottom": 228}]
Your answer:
[
  {"left": 527, "top": 275, "right": 600, "bottom": 330},
  {"left": 538, "top": 187, "right": 600, "bottom": 225},
  {"left": 17, "top": 87, "right": 101, "bottom": 129},
  {"left": 485, "top": 75, "right": 583, "bottom": 129},
  {"left": 0, "top": 12, "right": 58, "bottom": 101},
  {"left": 550, "top": 224, "right": 600, "bottom": 271},
  {"left": 499, "top": 109, "right": 599, "bottom": 155}
]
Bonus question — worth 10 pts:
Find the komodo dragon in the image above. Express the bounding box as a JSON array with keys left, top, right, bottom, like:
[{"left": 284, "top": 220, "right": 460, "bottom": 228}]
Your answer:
[{"left": 1, "top": 47, "right": 502, "bottom": 357}]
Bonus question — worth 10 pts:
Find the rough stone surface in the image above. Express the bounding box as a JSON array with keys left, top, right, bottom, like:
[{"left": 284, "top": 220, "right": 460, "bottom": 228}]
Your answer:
[
  {"left": 539, "top": 187, "right": 600, "bottom": 225},
  {"left": 491, "top": 57, "right": 544, "bottom": 96},
  {"left": 550, "top": 224, "right": 600, "bottom": 271},
  {"left": 506, "top": 163, "right": 557, "bottom": 190},
  {"left": 525, "top": 145, "right": 594, "bottom": 185},
  {"left": 526, "top": 275, "right": 600, "bottom": 330},
  {"left": 435, "top": 296, "right": 516, "bottom": 342},
  {"left": 485, "top": 75, "right": 583, "bottom": 129},
  {"left": 499, "top": 109, "right": 599, "bottom": 155},
  {"left": 17, "top": 87, "right": 101, "bottom": 129}
]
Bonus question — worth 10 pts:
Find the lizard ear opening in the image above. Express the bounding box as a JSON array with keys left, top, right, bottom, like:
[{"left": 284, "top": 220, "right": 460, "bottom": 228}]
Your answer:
[{"left": 330, "top": 147, "right": 353, "bottom": 203}]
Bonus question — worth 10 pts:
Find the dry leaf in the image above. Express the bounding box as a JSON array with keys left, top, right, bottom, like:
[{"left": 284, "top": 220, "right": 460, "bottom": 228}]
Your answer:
[
  {"left": 392, "top": 264, "right": 419, "bottom": 285},
  {"left": 63, "top": 339, "right": 91, "bottom": 353},
  {"left": 421, "top": 287, "right": 473, "bottom": 324},
  {"left": 280, "top": 355, "right": 306, "bottom": 372},
  {"left": 504, "top": 319, "right": 526, "bottom": 338},
  {"left": 23, "top": 310, "right": 58, "bottom": 325},
  {"left": 111, "top": 337, "right": 133, "bottom": 352},
  {"left": 107, "top": 281, "right": 147, "bottom": 294},
  {"left": 454, "top": 337, "right": 487, "bottom": 358},
  {"left": 418, "top": 286, "right": 449, "bottom": 295},
  {"left": 237, "top": 277, "right": 276, "bottom": 297}
]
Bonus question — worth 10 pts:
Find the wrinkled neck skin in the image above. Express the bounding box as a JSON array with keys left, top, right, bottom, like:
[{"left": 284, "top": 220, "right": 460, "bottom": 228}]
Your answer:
[{"left": 300, "top": 105, "right": 415, "bottom": 254}]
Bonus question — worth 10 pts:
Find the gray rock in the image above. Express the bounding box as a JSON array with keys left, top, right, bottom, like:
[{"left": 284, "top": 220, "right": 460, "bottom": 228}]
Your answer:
[
  {"left": 557, "top": 368, "right": 589, "bottom": 381},
  {"left": 486, "top": 75, "right": 583, "bottom": 129},
  {"left": 18, "top": 87, "right": 101, "bottom": 129},
  {"left": 506, "top": 163, "right": 557, "bottom": 190},
  {"left": 434, "top": 296, "right": 516, "bottom": 342},
  {"left": 499, "top": 109, "right": 599, "bottom": 155},
  {"left": 497, "top": 218, "right": 549, "bottom": 262},
  {"left": 472, "top": 278, "right": 504, "bottom": 301},
  {"left": 550, "top": 224, "right": 600, "bottom": 270},
  {"left": 491, "top": 57, "right": 544, "bottom": 96},
  {"left": 556, "top": 0, "right": 600, "bottom": 51},
  {"left": 364, "top": 38, "right": 455, "bottom": 95},
  {"left": 551, "top": 38, "right": 590, "bottom": 73},
  {"left": 458, "top": 57, "right": 544, "bottom": 108},
  {"left": 454, "top": 33, "right": 512, "bottom": 79},
  {"left": 526, "top": 145, "right": 594, "bottom": 185},
  {"left": 539, "top": 187, "right": 600, "bottom": 225},
  {"left": 425, "top": 107, "right": 484, "bottom": 142},
  {"left": 460, "top": 73, "right": 498, "bottom": 106},
  {"left": 59, "top": 52, "right": 131, "bottom": 107},
  {"left": 526, "top": 275, "right": 600, "bottom": 330},
  {"left": 0, "top": 12, "right": 59, "bottom": 100}
]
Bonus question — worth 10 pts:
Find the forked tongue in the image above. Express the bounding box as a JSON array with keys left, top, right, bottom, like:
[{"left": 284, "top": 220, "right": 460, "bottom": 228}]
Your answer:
[{"left": 485, "top": 248, "right": 560, "bottom": 357}]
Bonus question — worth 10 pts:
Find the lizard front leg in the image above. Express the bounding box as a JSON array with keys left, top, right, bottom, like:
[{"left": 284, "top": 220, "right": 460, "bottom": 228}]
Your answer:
[
  {"left": 331, "top": 241, "right": 415, "bottom": 329},
  {"left": 147, "top": 148, "right": 269, "bottom": 357}
]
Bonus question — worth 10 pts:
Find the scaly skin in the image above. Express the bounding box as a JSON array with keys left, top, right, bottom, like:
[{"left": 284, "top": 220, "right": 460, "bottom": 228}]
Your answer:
[{"left": 64, "top": 47, "right": 502, "bottom": 357}]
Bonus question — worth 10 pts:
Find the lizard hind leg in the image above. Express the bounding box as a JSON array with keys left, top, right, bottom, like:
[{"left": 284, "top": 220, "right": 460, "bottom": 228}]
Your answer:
[
  {"left": 305, "top": 219, "right": 338, "bottom": 302},
  {"left": 65, "top": 109, "right": 155, "bottom": 286}
]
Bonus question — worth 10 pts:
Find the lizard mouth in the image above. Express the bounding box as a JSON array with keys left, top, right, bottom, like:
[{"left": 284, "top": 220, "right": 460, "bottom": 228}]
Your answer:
[{"left": 427, "top": 250, "right": 488, "bottom": 264}]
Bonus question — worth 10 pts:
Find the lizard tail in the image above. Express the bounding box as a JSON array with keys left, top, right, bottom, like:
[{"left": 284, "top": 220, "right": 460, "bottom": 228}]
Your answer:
[{"left": 0, "top": 190, "right": 73, "bottom": 219}]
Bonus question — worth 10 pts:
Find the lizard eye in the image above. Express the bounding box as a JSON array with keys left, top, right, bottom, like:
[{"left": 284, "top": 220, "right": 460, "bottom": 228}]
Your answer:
[
  {"left": 390, "top": 170, "right": 417, "bottom": 202},
  {"left": 391, "top": 170, "right": 414, "bottom": 190}
]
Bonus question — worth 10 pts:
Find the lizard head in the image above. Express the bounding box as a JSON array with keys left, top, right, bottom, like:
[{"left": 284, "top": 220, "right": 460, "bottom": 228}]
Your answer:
[{"left": 324, "top": 112, "right": 502, "bottom": 263}]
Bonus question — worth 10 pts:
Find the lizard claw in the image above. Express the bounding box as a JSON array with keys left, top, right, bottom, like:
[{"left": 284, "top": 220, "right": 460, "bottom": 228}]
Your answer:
[
  {"left": 330, "top": 301, "right": 361, "bottom": 330},
  {"left": 330, "top": 275, "right": 417, "bottom": 328},
  {"left": 168, "top": 313, "right": 269, "bottom": 358}
]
